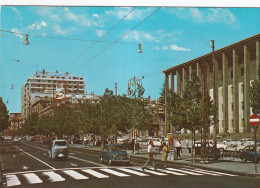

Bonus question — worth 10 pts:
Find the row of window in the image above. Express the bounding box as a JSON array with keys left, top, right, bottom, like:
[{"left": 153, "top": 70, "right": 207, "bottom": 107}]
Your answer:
[
  {"left": 221, "top": 101, "right": 244, "bottom": 112},
  {"left": 36, "top": 75, "right": 83, "bottom": 80},
  {"left": 221, "top": 119, "right": 245, "bottom": 127}
]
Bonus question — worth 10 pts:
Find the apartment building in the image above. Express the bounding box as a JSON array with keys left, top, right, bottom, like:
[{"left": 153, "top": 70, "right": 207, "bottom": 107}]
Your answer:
[{"left": 21, "top": 70, "right": 85, "bottom": 120}]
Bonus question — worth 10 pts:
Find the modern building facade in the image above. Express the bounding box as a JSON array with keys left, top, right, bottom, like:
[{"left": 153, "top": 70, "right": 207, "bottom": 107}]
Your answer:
[
  {"left": 163, "top": 33, "right": 260, "bottom": 135},
  {"left": 21, "top": 70, "right": 85, "bottom": 120}
]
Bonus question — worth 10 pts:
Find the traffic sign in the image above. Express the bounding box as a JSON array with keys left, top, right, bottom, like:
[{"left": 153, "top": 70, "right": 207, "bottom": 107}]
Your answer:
[{"left": 249, "top": 114, "right": 260, "bottom": 126}]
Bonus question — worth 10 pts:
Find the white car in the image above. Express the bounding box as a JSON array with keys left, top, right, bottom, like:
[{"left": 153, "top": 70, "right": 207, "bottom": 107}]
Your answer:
[
  {"left": 236, "top": 142, "right": 253, "bottom": 151},
  {"left": 148, "top": 138, "right": 162, "bottom": 147},
  {"left": 223, "top": 139, "right": 239, "bottom": 147}
]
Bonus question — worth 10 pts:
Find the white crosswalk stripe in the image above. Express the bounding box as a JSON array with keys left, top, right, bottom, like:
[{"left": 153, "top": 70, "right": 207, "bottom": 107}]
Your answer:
[
  {"left": 23, "top": 173, "right": 43, "bottom": 184},
  {"left": 99, "top": 168, "right": 130, "bottom": 177},
  {"left": 157, "top": 169, "right": 186, "bottom": 176},
  {"left": 5, "top": 167, "right": 238, "bottom": 187},
  {"left": 81, "top": 169, "right": 109, "bottom": 178},
  {"left": 42, "top": 171, "right": 66, "bottom": 182},
  {"left": 135, "top": 168, "right": 168, "bottom": 176},
  {"left": 181, "top": 168, "right": 222, "bottom": 176},
  {"left": 166, "top": 168, "right": 203, "bottom": 175},
  {"left": 117, "top": 168, "right": 149, "bottom": 176},
  {"left": 6, "top": 175, "right": 21, "bottom": 187},
  {"left": 63, "top": 170, "right": 89, "bottom": 180}
]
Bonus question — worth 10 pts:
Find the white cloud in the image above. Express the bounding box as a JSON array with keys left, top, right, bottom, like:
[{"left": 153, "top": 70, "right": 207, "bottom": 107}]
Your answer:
[
  {"left": 53, "top": 25, "right": 75, "bottom": 36},
  {"left": 162, "top": 46, "right": 168, "bottom": 50},
  {"left": 11, "top": 7, "right": 20, "bottom": 14},
  {"left": 167, "top": 8, "right": 236, "bottom": 25},
  {"left": 153, "top": 46, "right": 160, "bottom": 50},
  {"left": 40, "top": 21, "right": 47, "bottom": 27},
  {"left": 92, "top": 14, "right": 99, "bottom": 18},
  {"left": 11, "top": 28, "right": 23, "bottom": 39},
  {"left": 42, "top": 33, "right": 47, "bottom": 37},
  {"left": 170, "top": 44, "right": 190, "bottom": 51},
  {"left": 28, "top": 21, "right": 47, "bottom": 31},
  {"left": 207, "top": 8, "right": 236, "bottom": 24},
  {"left": 105, "top": 7, "right": 153, "bottom": 21},
  {"left": 96, "top": 30, "right": 106, "bottom": 37}
]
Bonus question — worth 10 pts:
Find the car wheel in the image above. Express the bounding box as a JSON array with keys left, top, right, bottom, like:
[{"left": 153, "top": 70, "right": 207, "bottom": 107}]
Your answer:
[
  {"left": 108, "top": 158, "right": 112, "bottom": 165},
  {"left": 100, "top": 157, "right": 104, "bottom": 164}
]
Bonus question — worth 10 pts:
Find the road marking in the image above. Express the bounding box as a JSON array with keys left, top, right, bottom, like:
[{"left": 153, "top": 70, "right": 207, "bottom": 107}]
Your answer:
[
  {"left": 23, "top": 173, "right": 43, "bottom": 184},
  {"left": 81, "top": 169, "right": 109, "bottom": 178},
  {"left": 193, "top": 168, "right": 237, "bottom": 176},
  {"left": 99, "top": 169, "right": 130, "bottom": 177},
  {"left": 157, "top": 169, "right": 186, "bottom": 176},
  {"left": 63, "top": 170, "right": 89, "bottom": 180},
  {"left": 166, "top": 168, "right": 203, "bottom": 175},
  {"left": 13, "top": 145, "right": 56, "bottom": 170},
  {"left": 117, "top": 168, "right": 149, "bottom": 176},
  {"left": 42, "top": 171, "right": 65, "bottom": 182},
  {"left": 135, "top": 168, "right": 168, "bottom": 176},
  {"left": 181, "top": 168, "right": 222, "bottom": 176},
  {"left": 23, "top": 143, "right": 106, "bottom": 167},
  {"left": 6, "top": 175, "right": 21, "bottom": 187}
]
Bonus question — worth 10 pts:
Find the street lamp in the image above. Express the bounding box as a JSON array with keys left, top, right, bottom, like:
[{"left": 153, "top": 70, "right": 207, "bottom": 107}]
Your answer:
[
  {"left": 24, "top": 34, "right": 30, "bottom": 45},
  {"left": 137, "top": 44, "right": 143, "bottom": 53},
  {"left": 128, "top": 76, "right": 143, "bottom": 154}
]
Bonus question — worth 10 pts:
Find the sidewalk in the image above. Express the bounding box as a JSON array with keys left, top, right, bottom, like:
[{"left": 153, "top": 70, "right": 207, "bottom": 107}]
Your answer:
[{"left": 69, "top": 144, "right": 260, "bottom": 178}]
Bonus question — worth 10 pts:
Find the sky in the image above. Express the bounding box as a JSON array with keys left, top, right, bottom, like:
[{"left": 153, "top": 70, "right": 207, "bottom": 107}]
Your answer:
[{"left": 1, "top": 6, "right": 260, "bottom": 113}]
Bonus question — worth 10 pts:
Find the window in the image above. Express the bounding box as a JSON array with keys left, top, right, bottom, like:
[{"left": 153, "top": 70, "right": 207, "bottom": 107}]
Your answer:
[
  {"left": 231, "top": 70, "right": 233, "bottom": 79},
  {"left": 241, "top": 84, "right": 244, "bottom": 93},
  {"left": 222, "top": 104, "right": 224, "bottom": 112},
  {"left": 242, "top": 119, "right": 245, "bottom": 127},
  {"left": 241, "top": 68, "right": 244, "bottom": 76},
  {"left": 231, "top": 103, "right": 234, "bottom": 111},
  {"left": 231, "top": 87, "right": 233, "bottom": 95},
  {"left": 241, "top": 101, "right": 244, "bottom": 110},
  {"left": 222, "top": 88, "right": 223, "bottom": 96}
]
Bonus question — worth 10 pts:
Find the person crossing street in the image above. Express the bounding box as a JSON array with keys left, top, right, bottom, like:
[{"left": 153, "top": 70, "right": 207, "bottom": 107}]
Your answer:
[{"left": 142, "top": 140, "right": 157, "bottom": 171}]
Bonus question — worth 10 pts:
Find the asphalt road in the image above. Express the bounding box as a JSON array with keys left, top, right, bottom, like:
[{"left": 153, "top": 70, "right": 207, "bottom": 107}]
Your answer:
[{"left": 1, "top": 141, "right": 259, "bottom": 188}]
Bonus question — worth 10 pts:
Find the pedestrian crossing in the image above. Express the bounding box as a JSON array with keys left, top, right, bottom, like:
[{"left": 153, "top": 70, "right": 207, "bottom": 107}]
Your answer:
[{"left": 5, "top": 167, "right": 237, "bottom": 187}]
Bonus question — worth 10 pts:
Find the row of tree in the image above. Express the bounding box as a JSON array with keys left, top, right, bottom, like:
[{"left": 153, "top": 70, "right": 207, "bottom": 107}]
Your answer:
[{"left": 16, "top": 88, "right": 153, "bottom": 140}]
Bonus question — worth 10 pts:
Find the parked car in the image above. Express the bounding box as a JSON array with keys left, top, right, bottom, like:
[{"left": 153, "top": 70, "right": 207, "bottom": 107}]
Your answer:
[
  {"left": 148, "top": 138, "right": 162, "bottom": 147},
  {"left": 100, "top": 144, "right": 130, "bottom": 165},
  {"left": 48, "top": 139, "right": 68, "bottom": 160},
  {"left": 12, "top": 137, "right": 20, "bottom": 143},
  {"left": 236, "top": 142, "right": 253, "bottom": 151},
  {"left": 223, "top": 139, "right": 239, "bottom": 147},
  {"left": 240, "top": 145, "right": 260, "bottom": 163},
  {"left": 189, "top": 142, "right": 221, "bottom": 160}
]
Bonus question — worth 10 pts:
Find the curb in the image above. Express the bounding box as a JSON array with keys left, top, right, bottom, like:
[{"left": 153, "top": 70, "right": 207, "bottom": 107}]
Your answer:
[{"left": 69, "top": 145, "right": 260, "bottom": 178}]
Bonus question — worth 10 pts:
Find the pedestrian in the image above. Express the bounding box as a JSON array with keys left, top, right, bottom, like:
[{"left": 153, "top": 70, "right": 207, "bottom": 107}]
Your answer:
[
  {"left": 142, "top": 140, "right": 157, "bottom": 171},
  {"left": 161, "top": 142, "right": 168, "bottom": 168},
  {"left": 176, "top": 139, "right": 182, "bottom": 159}
]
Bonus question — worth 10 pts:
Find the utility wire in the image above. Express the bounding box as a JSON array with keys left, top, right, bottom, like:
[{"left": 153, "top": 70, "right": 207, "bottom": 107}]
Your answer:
[
  {"left": 0, "top": 29, "right": 137, "bottom": 44},
  {"left": 27, "top": 7, "right": 38, "bottom": 34},
  {"left": 71, "top": 7, "right": 161, "bottom": 74},
  {"left": 62, "top": 7, "right": 136, "bottom": 71}
]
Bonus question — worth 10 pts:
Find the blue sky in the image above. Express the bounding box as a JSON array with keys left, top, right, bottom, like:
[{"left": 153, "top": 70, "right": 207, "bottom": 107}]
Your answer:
[{"left": 1, "top": 6, "right": 260, "bottom": 113}]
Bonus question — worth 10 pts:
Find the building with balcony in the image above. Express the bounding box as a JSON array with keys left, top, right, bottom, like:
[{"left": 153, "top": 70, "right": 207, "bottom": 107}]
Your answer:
[
  {"left": 21, "top": 70, "right": 85, "bottom": 120},
  {"left": 163, "top": 33, "right": 260, "bottom": 135}
]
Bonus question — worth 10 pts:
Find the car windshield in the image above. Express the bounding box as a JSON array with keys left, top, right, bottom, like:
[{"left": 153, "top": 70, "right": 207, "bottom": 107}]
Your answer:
[
  {"left": 110, "top": 145, "right": 125, "bottom": 151},
  {"left": 54, "top": 141, "right": 67, "bottom": 146}
]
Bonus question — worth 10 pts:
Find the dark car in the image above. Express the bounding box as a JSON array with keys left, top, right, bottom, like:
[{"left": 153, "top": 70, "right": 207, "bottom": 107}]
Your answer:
[
  {"left": 100, "top": 144, "right": 130, "bottom": 165},
  {"left": 189, "top": 142, "right": 221, "bottom": 160},
  {"left": 240, "top": 145, "right": 260, "bottom": 163}
]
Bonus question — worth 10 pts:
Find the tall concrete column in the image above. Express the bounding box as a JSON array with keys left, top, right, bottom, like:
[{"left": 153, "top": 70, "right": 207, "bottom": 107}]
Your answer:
[
  {"left": 182, "top": 68, "right": 187, "bottom": 95},
  {"left": 244, "top": 45, "right": 250, "bottom": 132},
  {"left": 233, "top": 50, "right": 239, "bottom": 133},
  {"left": 176, "top": 70, "right": 181, "bottom": 95},
  {"left": 165, "top": 74, "right": 170, "bottom": 135},
  {"left": 257, "top": 41, "right": 260, "bottom": 78},
  {"left": 170, "top": 72, "right": 175, "bottom": 92},
  {"left": 213, "top": 57, "right": 219, "bottom": 134},
  {"left": 189, "top": 65, "right": 192, "bottom": 81},
  {"left": 197, "top": 62, "right": 202, "bottom": 82},
  {"left": 223, "top": 53, "right": 229, "bottom": 133}
]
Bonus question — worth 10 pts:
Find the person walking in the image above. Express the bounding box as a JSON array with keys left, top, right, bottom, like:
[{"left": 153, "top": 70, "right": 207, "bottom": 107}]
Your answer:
[
  {"left": 142, "top": 140, "right": 157, "bottom": 171},
  {"left": 176, "top": 139, "right": 182, "bottom": 159},
  {"left": 161, "top": 142, "right": 168, "bottom": 168}
]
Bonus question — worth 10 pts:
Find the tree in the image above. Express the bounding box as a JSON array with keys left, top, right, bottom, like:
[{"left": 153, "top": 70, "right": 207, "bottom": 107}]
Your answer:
[
  {"left": 159, "top": 81, "right": 165, "bottom": 98},
  {"left": 0, "top": 97, "right": 9, "bottom": 132},
  {"left": 250, "top": 69, "right": 260, "bottom": 114},
  {"left": 22, "top": 113, "right": 39, "bottom": 135}
]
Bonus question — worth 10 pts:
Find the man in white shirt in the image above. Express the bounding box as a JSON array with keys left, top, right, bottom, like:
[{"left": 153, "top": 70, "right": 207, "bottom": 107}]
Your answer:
[
  {"left": 176, "top": 139, "right": 182, "bottom": 159},
  {"left": 142, "top": 140, "right": 157, "bottom": 171}
]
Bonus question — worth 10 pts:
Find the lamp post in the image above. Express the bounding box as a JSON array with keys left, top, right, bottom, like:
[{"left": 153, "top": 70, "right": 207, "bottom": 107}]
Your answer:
[{"left": 128, "top": 76, "right": 143, "bottom": 155}]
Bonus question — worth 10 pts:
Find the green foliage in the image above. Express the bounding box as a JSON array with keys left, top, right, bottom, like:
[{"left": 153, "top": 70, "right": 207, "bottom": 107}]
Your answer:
[
  {"left": 0, "top": 97, "right": 9, "bottom": 132},
  {"left": 159, "top": 81, "right": 165, "bottom": 98},
  {"left": 22, "top": 113, "right": 39, "bottom": 135},
  {"left": 249, "top": 69, "right": 260, "bottom": 114}
]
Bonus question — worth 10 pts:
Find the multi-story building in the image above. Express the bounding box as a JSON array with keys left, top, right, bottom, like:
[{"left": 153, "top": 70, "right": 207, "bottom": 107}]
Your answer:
[
  {"left": 4, "top": 113, "right": 22, "bottom": 136},
  {"left": 21, "top": 70, "right": 85, "bottom": 120},
  {"left": 163, "top": 33, "right": 260, "bottom": 135}
]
